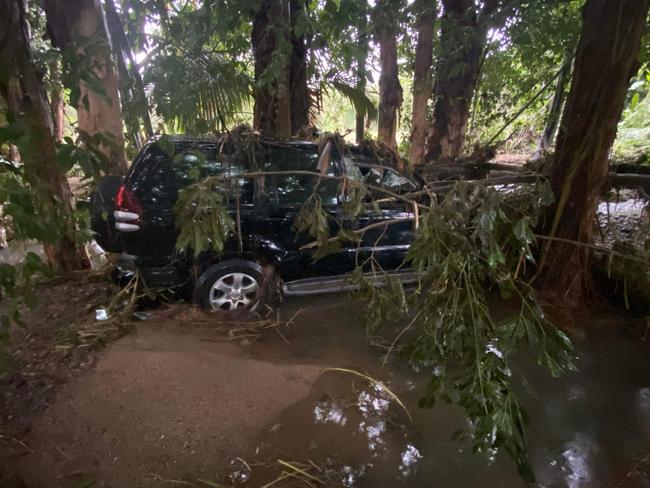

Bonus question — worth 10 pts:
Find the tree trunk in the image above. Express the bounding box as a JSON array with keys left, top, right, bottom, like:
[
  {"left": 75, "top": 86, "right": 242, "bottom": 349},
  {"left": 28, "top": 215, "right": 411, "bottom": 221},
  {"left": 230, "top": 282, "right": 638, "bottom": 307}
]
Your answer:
[
  {"left": 532, "top": 49, "right": 573, "bottom": 160},
  {"left": 408, "top": 0, "right": 436, "bottom": 165},
  {"left": 252, "top": 0, "right": 292, "bottom": 138},
  {"left": 375, "top": 0, "right": 403, "bottom": 149},
  {"left": 538, "top": 0, "right": 650, "bottom": 301},
  {"left": 425, "top": 0, "right": 492, "bottom": 161},
  {"left": 104, "top": 0, "right": 153, "bottom": 142},
  {"left": 49, "top": 59, "right": 65, "bottom": 142},
  {"left": 44, "top": 0, "right": 129, "bottom": 175},
  {"left": 0, "top": 0, "right": 83, "bottom": 272},
  {"left": 355, "top": 1, "right": 369, "bottom": 144},
  {"left": 289, "top": 0, "right": 310, "bottom": 134}
]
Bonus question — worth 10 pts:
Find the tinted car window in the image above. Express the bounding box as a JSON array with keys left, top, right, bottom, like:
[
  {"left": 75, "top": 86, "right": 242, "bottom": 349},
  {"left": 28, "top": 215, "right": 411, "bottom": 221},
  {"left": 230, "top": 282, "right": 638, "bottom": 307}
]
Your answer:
[
  {"left": 128, "top": 140, "right": 338, "bottom": 209},
  {"left": 173, "top": 146, "right": 253, "bottom": 204},
  {"left": 128, "top": 145, "right": 176, "bottom": 211},
  {"left": 256, "top": 144, "right": 339, "bottom": 205}
]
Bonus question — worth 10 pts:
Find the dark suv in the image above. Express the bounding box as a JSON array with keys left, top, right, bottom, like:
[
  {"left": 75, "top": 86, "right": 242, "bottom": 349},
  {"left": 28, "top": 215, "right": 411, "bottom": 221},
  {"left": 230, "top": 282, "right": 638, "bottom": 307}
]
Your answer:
[{"left": 91, "top": 137, "right": 420, "bottom": 311}]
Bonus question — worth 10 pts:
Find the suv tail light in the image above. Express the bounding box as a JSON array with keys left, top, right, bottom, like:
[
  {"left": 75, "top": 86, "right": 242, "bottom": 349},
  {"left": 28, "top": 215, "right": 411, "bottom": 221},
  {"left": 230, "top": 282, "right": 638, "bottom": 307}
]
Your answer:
[{"left": 114, "top": 184, "right": 142, "bottom": 232}]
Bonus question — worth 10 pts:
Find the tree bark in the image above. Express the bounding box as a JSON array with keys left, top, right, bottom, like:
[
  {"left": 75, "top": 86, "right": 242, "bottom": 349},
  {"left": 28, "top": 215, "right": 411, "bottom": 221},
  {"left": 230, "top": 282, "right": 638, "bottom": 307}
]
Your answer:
[
  {"left": 408, "top": 0, "right": 436, "bottom": 165},
  {"left": 289, "top": 0, "right": 310, "bottom": 134},
  {"left": 538, "top": 0, "right": 650, "bottom": 300},
  {"left": 375, "top": 0, "right": 403, "bottom": 150},
  {"left": 252, "top": 0, "right": 292, "bottom": 138},
  {"left": 49, "top": 59, "right": 65, "bottom": 142},
  {"left": 424, "top": 0, "right": 495, "bottom": 161},
  {"left": 44, "top": 0, "right": 129, "bottom": 175},
  {"left": 532, "top": 49, "right": 573, "bottom": 160},
  {"left": 104, "top": 0, "right": 153, "bottom": 142},
  {"left": 0, "top": 0, "right": 83, "bottom": 272},
  {"left": 355, "top": 1, "right": 369, "bottom": 144}
]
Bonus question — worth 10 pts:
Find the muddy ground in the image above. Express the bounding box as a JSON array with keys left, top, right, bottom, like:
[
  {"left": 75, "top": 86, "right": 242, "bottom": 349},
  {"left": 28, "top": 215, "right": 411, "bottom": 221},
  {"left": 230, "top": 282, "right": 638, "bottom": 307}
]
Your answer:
[{"left": 0, "top": 274, "right": 649, "bottom": 488}]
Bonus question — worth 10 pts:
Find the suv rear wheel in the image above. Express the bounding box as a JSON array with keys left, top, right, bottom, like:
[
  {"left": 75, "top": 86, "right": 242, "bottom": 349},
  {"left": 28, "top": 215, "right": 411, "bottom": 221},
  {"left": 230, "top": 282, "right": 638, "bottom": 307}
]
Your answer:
[{"left": 194, "top": 259, "right": 264, "bottom": 312}]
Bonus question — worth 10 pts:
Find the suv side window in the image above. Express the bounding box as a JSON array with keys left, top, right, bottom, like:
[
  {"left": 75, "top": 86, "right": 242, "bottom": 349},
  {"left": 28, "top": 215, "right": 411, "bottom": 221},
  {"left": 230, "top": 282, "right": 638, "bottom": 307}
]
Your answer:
[
  {"left": 258, "top": 145, "right": 339, "bottom": 206},
  {"left": 173, "top": 145, "right": 254, "bottom": 204}
]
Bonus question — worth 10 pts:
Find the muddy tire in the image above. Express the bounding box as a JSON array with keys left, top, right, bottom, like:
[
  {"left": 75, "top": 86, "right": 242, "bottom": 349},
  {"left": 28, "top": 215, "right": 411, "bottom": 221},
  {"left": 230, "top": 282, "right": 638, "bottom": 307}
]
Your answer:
[{"left": 194, "top": 259, "right": 267, "bottom": 312}]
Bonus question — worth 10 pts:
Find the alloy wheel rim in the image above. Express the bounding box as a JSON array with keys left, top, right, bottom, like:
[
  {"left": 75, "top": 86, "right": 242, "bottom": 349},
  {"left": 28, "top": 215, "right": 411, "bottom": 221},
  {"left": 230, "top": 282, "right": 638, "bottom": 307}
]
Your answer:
[{"left": 209, "top": 272, "right": 259, "bottom": 311}]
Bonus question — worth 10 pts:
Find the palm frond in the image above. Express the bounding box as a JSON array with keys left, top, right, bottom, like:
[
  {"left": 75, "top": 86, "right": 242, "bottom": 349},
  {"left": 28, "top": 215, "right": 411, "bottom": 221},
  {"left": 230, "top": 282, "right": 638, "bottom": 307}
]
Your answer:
[
  {"left": 330, "top": 80, "right": 378, "bottom": 122},
  {"left": 144, "top": 45, "right": 252, "bottom": 134}
]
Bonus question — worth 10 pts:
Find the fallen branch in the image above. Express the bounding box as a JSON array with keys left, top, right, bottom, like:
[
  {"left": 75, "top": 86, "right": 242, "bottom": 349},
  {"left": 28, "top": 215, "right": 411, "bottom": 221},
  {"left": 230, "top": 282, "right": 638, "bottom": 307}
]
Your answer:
[
  {"left": 609, "top": 173, "right": 650, "bottom": 190},
  {"left": 533, "top": 234, "right": 649, "bottom": 266}
]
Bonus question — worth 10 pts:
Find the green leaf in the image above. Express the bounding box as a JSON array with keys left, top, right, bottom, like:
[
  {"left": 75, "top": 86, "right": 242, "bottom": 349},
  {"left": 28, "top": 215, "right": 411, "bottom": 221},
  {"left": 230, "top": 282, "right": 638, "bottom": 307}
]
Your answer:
[
  {"left": 158, "top": 135, "right": 176, "bottom": 157},
  {"left": 513, "top": 217, "right": 534, "bottom": 245}
]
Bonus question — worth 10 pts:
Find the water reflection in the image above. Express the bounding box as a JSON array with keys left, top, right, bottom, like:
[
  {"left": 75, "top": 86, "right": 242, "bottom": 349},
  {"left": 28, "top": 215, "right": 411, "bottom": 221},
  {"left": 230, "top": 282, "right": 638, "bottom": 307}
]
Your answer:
[
  {"left": 228, "top": 457, "right": 252, "bottom": 484},
  {"left": 637, "top": 387, "right": 650, "bottom": 436},
  {"left": 560, "top": 435, "right": 596, "bottom": 488},
  {"left": 313, "top": 397, "right": 347, "bottom": 426},
  {"left": 309, "top": 381, "right": 423, "bottom": 483},
  {"left": 341, "top": 463, "right": 370, "bottom": 487},
  {"left": 399, "top": 444, "right": 422, "bottom": 477},
  {"left": 358, "top": 385, "right": 391, "bottom": 416},
  {"left": 359, "top": 418, "right": 387, "bottom": 453}
]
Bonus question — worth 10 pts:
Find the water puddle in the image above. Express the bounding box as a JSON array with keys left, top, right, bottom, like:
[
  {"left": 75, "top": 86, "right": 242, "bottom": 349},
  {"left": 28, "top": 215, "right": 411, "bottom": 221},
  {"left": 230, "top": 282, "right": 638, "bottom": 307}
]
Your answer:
[{"left": 203, "top": 297, "right": 650, "bottom": 487}]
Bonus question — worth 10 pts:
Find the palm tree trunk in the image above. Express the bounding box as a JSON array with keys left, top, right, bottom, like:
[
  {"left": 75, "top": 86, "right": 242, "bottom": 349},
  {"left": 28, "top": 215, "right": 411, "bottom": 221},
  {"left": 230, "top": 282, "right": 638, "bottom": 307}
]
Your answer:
[
  {"left": 355, "top": 1, "right": 369, "bottom": 144},
  {"left": 252, "top": 0, "right": 292, "bottom": 138},
  {"left": 289, "top": 0, "right": 310, "bottom": 134}
]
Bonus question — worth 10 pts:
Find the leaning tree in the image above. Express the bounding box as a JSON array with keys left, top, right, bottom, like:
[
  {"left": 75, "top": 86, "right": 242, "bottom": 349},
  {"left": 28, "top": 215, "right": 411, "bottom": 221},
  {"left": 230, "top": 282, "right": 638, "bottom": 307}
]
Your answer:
[{"left": 538, "top": 0, "right": 650, "bottom": 301}]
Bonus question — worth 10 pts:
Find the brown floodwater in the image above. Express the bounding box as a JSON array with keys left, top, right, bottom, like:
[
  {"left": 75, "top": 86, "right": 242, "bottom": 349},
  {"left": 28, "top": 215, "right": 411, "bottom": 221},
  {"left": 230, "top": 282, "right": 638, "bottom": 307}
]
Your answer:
[{"left": 211, "top": 295, "right": 650, "bottom": 488}]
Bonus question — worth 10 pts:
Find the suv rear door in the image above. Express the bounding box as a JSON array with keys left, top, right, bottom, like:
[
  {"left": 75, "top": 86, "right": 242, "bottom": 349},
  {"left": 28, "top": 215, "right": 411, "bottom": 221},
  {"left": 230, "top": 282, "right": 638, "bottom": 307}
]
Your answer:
[{"left": 247, "top": 143, "right": 357, "bottom": 281}]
